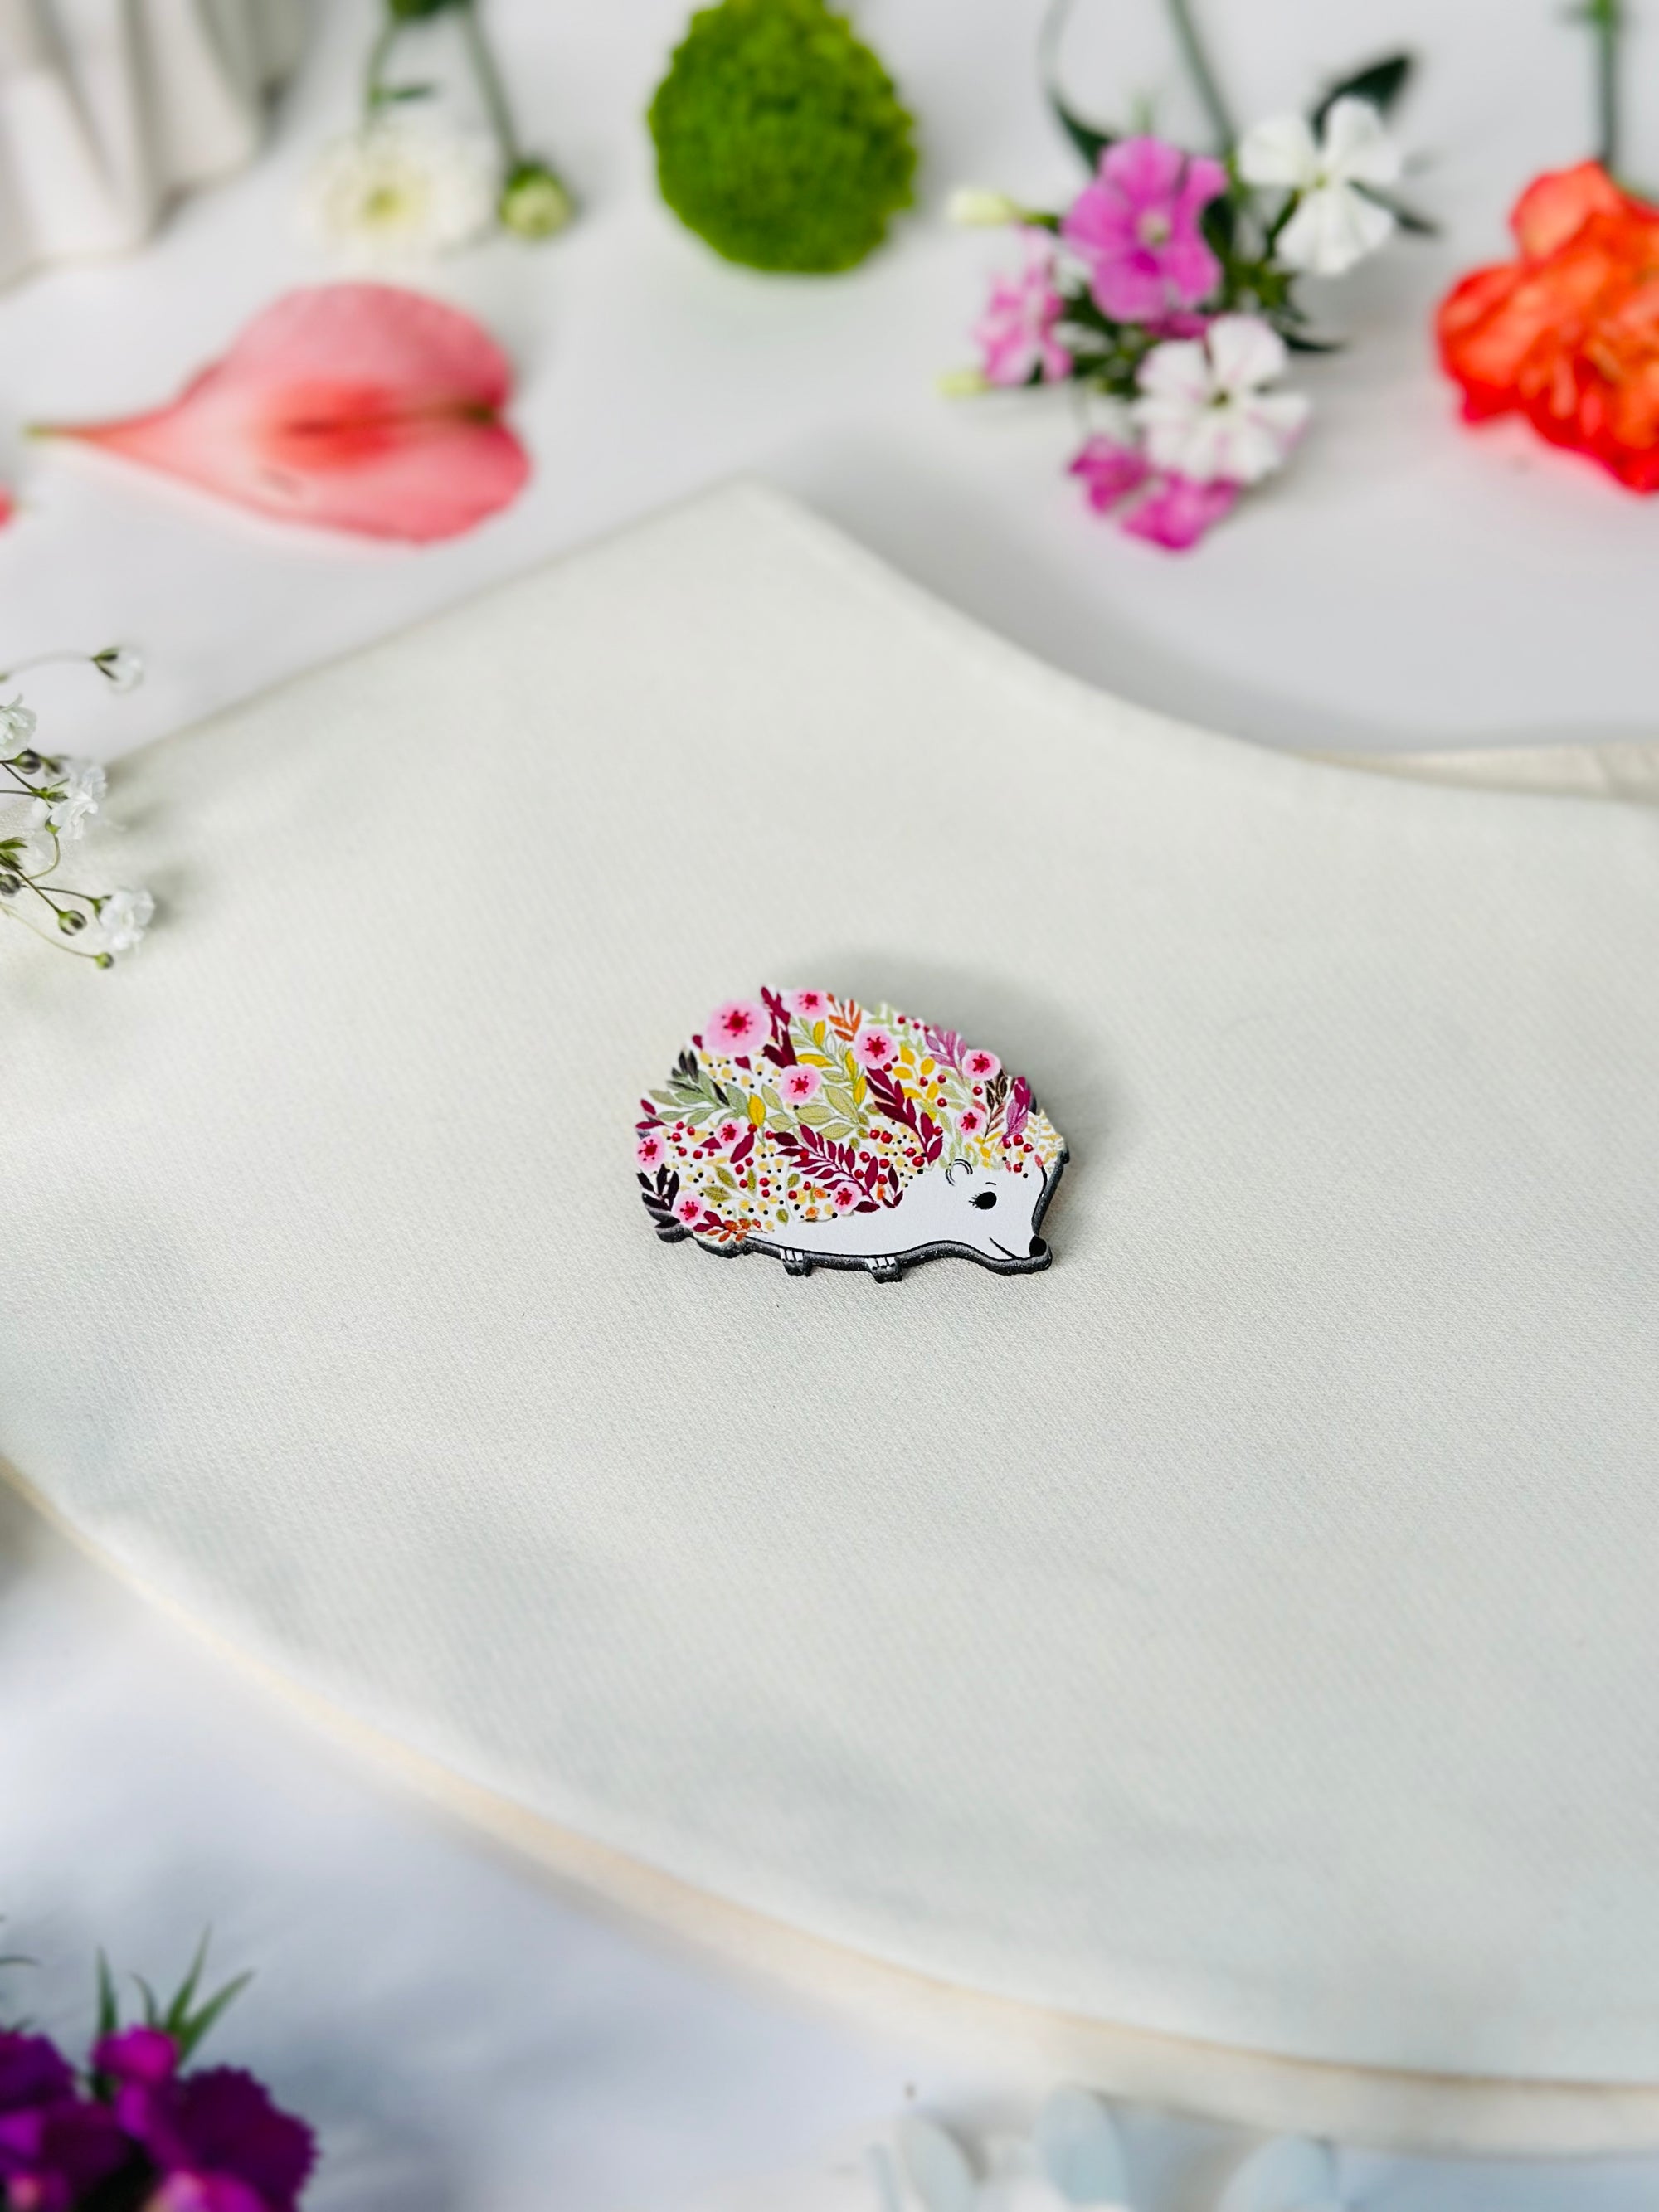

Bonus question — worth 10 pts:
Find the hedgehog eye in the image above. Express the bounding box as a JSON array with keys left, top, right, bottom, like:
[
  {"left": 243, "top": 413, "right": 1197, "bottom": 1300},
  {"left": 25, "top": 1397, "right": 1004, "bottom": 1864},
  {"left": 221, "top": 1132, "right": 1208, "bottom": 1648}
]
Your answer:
[{"left": 971, "top": 1191, "right": 997, "bottom": 1211}]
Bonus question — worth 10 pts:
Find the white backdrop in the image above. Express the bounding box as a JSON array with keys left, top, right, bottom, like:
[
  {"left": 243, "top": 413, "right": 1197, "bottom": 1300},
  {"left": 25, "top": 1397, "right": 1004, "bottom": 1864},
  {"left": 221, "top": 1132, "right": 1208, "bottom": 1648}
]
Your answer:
[{"left": 3, "top": 1, "right": 1659, "bottom": 2205}]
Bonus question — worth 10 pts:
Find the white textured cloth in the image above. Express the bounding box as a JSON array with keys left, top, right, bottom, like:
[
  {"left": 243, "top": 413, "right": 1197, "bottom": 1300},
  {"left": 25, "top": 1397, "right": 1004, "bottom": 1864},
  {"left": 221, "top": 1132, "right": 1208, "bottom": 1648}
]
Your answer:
[{"left": 4, "top": 485, "right": 1659, "bottom": 2122}]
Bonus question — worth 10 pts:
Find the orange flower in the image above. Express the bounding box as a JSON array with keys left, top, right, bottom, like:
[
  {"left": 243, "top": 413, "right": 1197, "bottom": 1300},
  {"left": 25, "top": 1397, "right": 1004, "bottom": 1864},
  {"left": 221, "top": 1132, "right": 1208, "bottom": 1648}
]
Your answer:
[{"left": 1438, "top": 160, "right": 1659, "bottom": 491}]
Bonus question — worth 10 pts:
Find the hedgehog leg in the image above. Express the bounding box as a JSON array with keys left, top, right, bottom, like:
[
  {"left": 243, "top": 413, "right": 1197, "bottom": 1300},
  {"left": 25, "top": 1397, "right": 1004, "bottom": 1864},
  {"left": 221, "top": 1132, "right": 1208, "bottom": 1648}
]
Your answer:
[
  {"left": 867, "top": 1257, "right": 903, "bottom": 1284},
  {"left": 780, "top": 1249, "right": 813, "bottom": 1277}
]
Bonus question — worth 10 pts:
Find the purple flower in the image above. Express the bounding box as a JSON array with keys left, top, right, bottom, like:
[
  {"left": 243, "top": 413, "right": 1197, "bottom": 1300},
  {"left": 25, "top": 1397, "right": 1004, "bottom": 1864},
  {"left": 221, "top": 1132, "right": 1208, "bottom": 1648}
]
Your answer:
[
  {"left": 972, "top": 231, "right": 1073, "bottom": 386},
  {"left": 94, "top": 2033, "right": 314, "bottom": 2212},
  {"left": 0, "top": 2032, "right": 127, "bottom": 2212},
  {"left": 1069, "top": 430, "right": 1238, "bottom": 551},
  {"left": 1061, "top": 138, "right": 1226, "bottom": 322},
  {"left": 0, "top": 2036, "right": 75, "bottom": 2116},
  {"left": 95, "top": 2025, "right": 178, "bottom": 2090}
]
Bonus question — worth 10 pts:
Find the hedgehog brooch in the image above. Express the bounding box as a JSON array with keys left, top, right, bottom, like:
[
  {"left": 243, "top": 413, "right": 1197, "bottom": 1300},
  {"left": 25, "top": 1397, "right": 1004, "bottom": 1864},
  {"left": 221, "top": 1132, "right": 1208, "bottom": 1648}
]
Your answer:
[{"left": 636, "top": 988, "right": 1068, "bottom": 1281}]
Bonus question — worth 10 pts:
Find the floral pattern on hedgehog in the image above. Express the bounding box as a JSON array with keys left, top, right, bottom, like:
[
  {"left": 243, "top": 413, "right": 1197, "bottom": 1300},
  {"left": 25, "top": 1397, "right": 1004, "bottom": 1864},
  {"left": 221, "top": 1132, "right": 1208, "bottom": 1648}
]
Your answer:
[{"left": 636, "top": 988, "right": 1068, "bottom": 1281}]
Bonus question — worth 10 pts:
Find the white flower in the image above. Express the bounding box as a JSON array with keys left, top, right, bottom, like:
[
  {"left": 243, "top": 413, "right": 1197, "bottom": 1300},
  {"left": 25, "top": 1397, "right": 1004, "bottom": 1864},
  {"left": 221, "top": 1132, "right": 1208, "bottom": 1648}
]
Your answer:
[
  {"left": 44, "top": 756, "right": 105, "bottom": 839},
  {"left": 301, "top": 115, "right": 496, "bottom": 262},
  {"left": 947, "top": 186, "right": 1026, "bottom": 228},
  {"left": 92, "top": 644, "right": 144, "bottom": 694},
  {"left": 7, "top": 818, "right": 56, "bottom": 876},
  {"left": 893, "top": 2089, "right": 1130, "bottom": 2212},
  {"left": 96, "top": 886, "right": 154, "bottom": 955},
  {"left": 0, "top": 697, "right": 38, "bottom": 756},
  {"left": 1237, "top": 97, "right": 1403, "bottom": 277},
  {"left": 1132, "top": 314, "right": 1310, "bottom": 485}
]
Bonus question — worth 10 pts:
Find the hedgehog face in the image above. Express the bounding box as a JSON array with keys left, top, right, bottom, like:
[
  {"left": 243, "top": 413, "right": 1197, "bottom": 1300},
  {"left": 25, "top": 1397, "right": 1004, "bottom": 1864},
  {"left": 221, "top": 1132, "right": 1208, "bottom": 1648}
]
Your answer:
[{"left": 927, "top": 1159, "right": 1053, "bottom": 1268}]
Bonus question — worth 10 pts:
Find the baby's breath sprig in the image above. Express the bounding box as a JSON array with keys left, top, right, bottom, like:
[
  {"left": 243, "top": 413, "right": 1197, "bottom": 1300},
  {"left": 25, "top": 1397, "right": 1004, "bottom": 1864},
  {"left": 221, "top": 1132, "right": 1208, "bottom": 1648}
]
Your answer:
[{"left": 0, "top": 647, "right": 151, "bottom": 969}]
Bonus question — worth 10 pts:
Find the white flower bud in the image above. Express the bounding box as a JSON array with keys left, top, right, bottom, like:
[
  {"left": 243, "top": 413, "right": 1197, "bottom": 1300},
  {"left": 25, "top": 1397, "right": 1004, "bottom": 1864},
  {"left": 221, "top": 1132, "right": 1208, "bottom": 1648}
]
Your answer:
[
  {"left": 93, "top": 645, "right": 144, "bottom": 693},
  {"left": 947, "top": 187, "right": 1024, "bottom": 228}
]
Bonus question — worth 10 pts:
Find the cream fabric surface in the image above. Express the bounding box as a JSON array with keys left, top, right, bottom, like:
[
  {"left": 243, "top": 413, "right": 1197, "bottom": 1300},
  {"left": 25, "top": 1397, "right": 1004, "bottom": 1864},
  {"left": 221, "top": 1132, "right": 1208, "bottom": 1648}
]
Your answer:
[{"left": 4, "top": 484, "right": 1659, "bottom": 2124}]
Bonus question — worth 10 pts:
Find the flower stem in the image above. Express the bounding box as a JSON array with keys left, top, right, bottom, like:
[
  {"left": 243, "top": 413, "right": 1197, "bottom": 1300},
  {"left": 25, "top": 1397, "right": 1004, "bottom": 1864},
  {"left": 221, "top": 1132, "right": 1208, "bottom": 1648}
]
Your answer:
[
  {"left": 364, "top": 15, "right": 402, "bottom": 115},
  {"left": 1584, "top": 0, "right": 1623, "bottom": 172},
  {"left": 1164, "top": 0, "right": 1235, "bottom": 153},
  {"left": 454, "top": 0, "right": 522, "bottom": 171},
  {"left": 1039, "top": 0, "right": 1235, "bottom": 157}
]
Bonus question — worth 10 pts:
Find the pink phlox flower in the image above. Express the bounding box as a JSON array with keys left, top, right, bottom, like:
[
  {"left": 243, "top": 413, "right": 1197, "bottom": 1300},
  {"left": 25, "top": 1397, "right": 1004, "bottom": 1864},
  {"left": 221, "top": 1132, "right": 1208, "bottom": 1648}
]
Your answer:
[
  {"left": 1069, "top": 430, "right": 1239, "bottom": 551},
  {"left": 779, "top": 1064, "right": 823, "bottom": 1105},
  {"left": 973, "top": 231, "right": 1073, "bottom": 386},
  {"left": 962, "top": 1047, "right": 1000, "bottom": 1081},
  {"left": 1062, "top": 138, "right": 1226, "bottom": 322},
  {"left": 853, "top": 1026, "right": 897, "bottom": 1072},
  {"left": 635, "top": 1130, "right": 669, "bottom": 1169},
  {"left": 786, "top": 988, "right": 830, "bottom": 1019},
  {"left": 1121, "top": 473, "right": 1240, "bottom": 548},
  {"left": 1070, "top": 432, "right": 1151, "bottom": 509}
]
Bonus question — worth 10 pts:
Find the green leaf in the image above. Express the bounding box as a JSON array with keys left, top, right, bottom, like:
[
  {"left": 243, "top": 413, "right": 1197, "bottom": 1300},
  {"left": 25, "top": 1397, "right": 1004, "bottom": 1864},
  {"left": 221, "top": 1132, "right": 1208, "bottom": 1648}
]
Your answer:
[
  {"left": 1358, "top": 182, "right": 1439, "bottom": 235},
  {"left": 1311, "top": 51, "right": 1414, "bottom": 129},
  {"left": 1050, "top": 90, "right": 1112, "bottom": 171},
  {"left": 1280, "top": 327, "right": 1345, "bottom": 352},
  {"left": 163, "top": 1931, "right": 211, "bottom": 2036},
  {"left": 96, "top": 1951, "right": 119, "bottom": 2039},
  {"left": 174, "top": 1972, "right": 254, "bottom": 2065}
]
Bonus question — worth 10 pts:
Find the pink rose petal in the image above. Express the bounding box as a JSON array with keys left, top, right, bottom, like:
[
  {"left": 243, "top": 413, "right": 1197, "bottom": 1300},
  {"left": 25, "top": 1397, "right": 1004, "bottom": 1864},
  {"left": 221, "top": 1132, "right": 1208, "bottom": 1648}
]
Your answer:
[{"left": 37, "top": 284, "right": 529, "bottom": 544}]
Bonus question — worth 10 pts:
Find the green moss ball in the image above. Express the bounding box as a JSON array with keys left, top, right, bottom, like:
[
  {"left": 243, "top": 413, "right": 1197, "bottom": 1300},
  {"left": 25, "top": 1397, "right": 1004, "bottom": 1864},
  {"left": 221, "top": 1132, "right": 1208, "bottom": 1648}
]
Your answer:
[{"left": 648, "top": 0, "right": 918, "bottom": 275}]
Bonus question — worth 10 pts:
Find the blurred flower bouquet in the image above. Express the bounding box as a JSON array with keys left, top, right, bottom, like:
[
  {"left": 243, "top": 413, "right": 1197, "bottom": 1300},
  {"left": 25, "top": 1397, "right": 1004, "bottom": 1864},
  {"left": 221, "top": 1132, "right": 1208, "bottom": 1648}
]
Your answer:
[
  {"left": 946, "top": 2, "right": 1432, "bottom": 548},
  {"left": 0, "top": 1938, "right": 312, "bottom": 2210}
]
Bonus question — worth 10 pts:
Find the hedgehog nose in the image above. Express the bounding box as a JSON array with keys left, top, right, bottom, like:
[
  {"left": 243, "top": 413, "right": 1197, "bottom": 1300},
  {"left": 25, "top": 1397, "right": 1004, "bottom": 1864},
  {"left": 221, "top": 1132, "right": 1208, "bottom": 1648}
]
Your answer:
[{"left": 1028, "top": 1236, "right": 1048, "bottom": 1260}]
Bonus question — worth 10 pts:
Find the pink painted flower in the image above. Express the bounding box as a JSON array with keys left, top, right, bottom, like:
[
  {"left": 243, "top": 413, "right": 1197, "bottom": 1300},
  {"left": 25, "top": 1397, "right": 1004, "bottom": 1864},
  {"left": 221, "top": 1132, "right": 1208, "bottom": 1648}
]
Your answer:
[
  {"left": 779, "top": 1064, "right": 823, "bottom": 1106},
  {"left": 674, "top": 1193, "right": 704, "bottom": 1226},
  {"left": 786, "top": 988, "right": 830, "bottom": 1019},
  {"left": 0, "top": 488, "right": 13, "bottom": 528},
  {"left": 973, "top": 231, "right": 1073, "bottom": 386},
  {"left": 708, "top": 999, "right": 766, "bottom": 1053},
  {"left": 959, "top": 1107, "right": 984, "bottom": 1136},
  {"left": 962, "top": 1047, "right": 1000, "bottom": 1082},
  {"left": 831, "top": 1184, "right": 859, "bottom": 1212},
  {"left": 854, "top": 1025, "right": 897, "bottom": 1071},
  {"left": 36, "top": 284, "right": 528, "bottom": 543},
  {"left": 1069, "top": 431, "right": 1240, "bottom": 551},
  {"left": 713, "top": 1116, "right": 747, "bottom": 1149},
  {"left": 1062, "top": 139, "right": 1226, "bottom": 323},
  {"left": 636, "top": 1129, "right": 669, "bottom": 1169}
]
